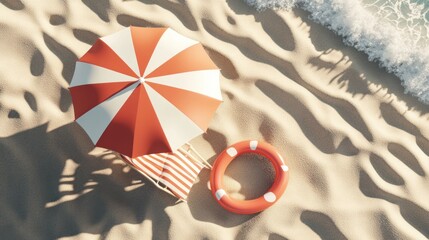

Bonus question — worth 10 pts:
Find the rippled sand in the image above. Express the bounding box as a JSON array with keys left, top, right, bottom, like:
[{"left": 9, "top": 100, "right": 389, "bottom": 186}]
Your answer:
[{"left": 1, "top": 0, "right": 429, "bottom": 239}]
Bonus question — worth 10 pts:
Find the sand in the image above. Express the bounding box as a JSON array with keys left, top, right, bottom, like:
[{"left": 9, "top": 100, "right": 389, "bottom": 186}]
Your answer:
[{"left": 1, "top": 0, "right": 429, "bottom": 239}]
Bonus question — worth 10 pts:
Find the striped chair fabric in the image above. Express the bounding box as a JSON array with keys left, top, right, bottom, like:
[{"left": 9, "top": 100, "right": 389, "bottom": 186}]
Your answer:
[{"left": 121, "top": 151, "right": 205, "bottom": 200}]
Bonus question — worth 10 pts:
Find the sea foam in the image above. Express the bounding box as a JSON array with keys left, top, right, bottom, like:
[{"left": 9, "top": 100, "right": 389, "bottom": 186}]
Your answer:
[{"left": 244, "top": 0, "right": 429, "bottom": 104}]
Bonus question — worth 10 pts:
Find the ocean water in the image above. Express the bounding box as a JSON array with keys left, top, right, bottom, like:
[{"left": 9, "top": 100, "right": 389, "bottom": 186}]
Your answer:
[{"left": 243, "top": 0, "right": 429, "bottom": 104}]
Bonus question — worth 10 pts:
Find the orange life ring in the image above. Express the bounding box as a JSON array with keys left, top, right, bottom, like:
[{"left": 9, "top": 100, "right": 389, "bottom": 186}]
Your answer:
[{"left": 210, "top": 140, "right": 289, "bottom": 214}]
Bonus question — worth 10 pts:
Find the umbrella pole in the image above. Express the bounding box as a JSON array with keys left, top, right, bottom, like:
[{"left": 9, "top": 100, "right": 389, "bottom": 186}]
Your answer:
[{"left": 179, "top": 143, "right": 212, "bottom": 169}]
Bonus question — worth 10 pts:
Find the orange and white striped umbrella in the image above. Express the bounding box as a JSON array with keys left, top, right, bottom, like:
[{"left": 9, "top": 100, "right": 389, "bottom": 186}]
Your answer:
[{"left": 69, "top": 27, "right": 222, "bottom": 158}]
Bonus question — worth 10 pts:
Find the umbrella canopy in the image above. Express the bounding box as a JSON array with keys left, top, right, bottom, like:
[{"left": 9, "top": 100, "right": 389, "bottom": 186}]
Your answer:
[{"left": 70, "top": 27, "right": 222, "bottom": 158}]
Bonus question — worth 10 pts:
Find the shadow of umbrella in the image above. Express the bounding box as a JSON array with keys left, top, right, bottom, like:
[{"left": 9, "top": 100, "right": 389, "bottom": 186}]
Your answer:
[{"left": 0, "top": 122, "right": 177, "bottom": 239}]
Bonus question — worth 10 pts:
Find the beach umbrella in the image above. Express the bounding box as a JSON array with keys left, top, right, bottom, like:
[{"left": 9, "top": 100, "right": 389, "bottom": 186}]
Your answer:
[{"left": 69, "top": 26, "right": 222, "bottom": 158}]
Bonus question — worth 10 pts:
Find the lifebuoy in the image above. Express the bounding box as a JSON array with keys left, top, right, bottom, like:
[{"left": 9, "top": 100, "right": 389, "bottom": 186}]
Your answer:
[{"left": 210, "top": 140, "right": 289, "bottom": 214}]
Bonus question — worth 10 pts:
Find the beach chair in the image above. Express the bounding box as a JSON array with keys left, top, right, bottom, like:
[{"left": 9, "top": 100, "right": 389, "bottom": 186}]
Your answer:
[{"left": 120, "top": 144, "right": 211, "bottom": 200}]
